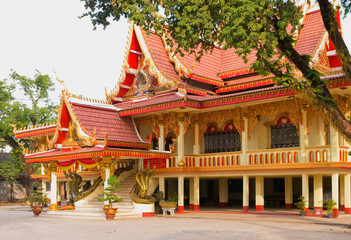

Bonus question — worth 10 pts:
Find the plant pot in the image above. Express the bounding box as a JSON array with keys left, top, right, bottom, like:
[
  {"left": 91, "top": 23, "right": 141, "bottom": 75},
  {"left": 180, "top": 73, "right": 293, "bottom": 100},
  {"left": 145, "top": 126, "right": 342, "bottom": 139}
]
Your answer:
[
  {"left": 31, "top": 206, "right": 43, "bottom": 216},
  {"left": 327, "top": 212, "right": 333, "bottom": 218},
  {"left": 160, "top": 201, "right": 177, "bottom": 209},
  {"left": 300, "top": 211, "right": 305, "bottom": 216},
  {"left": 103, "top": 208, "right": 117, "bottom": 220}
]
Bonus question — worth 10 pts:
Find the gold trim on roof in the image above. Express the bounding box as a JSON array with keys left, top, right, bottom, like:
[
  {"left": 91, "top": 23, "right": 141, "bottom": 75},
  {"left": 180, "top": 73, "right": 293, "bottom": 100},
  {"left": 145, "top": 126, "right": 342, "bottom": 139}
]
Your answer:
[
  {"left": 106, "top": 23, "right": 134, "bottom": 102},
  {"left": 162, "top": 35, "right": 192, "bottom": 78}
]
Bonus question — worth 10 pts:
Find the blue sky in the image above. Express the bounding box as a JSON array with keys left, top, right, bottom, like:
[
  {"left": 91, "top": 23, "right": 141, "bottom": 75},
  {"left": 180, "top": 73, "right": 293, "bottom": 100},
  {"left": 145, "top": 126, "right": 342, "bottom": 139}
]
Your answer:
[{"left": 0, "top": 0, "right": 350, "bottom": 102}]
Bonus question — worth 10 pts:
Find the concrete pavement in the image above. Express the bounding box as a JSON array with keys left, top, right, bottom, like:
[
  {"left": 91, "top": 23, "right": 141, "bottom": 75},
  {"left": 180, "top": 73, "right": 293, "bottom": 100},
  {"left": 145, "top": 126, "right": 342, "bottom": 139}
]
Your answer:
[{"left": 0, "top": 205, "right": 350, "bottom": 240}]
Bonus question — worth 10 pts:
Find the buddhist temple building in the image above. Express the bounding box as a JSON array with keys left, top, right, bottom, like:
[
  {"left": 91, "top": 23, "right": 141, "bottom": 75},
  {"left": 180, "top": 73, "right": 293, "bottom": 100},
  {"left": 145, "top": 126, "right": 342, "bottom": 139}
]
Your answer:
[{"left": 14, "top": 4, "right": 351, "bottom": 218}]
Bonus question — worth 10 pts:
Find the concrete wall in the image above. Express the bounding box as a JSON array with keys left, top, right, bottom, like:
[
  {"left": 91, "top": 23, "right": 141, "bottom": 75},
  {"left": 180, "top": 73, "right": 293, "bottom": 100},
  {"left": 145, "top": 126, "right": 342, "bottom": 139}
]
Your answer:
[{"left": 0, "top": 180, "right": 26, "bottom": 201}]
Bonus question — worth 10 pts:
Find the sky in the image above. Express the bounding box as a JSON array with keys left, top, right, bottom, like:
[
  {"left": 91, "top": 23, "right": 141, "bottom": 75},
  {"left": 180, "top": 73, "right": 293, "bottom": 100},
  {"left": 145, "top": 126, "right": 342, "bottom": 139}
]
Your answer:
[{"left": 1, "top": 1, "right": 351, "bottom": 103}]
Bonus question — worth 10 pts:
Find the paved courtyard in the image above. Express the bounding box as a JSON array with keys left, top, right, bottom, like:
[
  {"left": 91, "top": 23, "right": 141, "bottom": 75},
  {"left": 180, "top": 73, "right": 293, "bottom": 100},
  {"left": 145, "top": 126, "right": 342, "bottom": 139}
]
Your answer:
[{"left": 1, "top": 205, "right": 351, "bottom": 240}]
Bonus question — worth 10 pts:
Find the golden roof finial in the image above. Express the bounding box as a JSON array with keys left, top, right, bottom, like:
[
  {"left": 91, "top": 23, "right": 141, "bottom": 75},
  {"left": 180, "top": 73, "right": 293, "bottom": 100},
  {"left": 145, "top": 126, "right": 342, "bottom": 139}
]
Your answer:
[{"left": 54, "top": 70, "right": 66, "bottom": 89}]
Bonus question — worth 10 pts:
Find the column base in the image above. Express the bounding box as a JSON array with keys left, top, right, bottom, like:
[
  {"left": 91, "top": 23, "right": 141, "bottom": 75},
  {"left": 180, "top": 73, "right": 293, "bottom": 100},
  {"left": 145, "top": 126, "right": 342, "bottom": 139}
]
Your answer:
[
  {"left": 189, "top": 204, "right": 194, "bottom": 210},
  {"left": 194, "top": 205, "right": 200, "bottom": 211},
  {"left": 256, "top": 205, "right": 264, "bottom": 211},
  {"left": 340, "top": 205, "right": 345, "bottom": 211},
  {"left": 285, "top": 203, "right": 293, "bottom": 209},
  {"left": 314, "top": 207, "right": 323, "bottom": 215},
  {"left": 142, "top": 212, "right": 155, "bottom": 217},
  {"left": 345, "top": 208, "right": 351, "bottom": 214},
  {"left": 333, "top": 209, "right": 339, "bottom": 218},
  {"left": 178, "top": 206, "right": 184, "bottom": 213},
  {"left": 243, "top": 206, "right": 249, "bottom": 213},
  {"left": 219, "top": 202, "right": 228, "bottom": 208},
  {"left": 49, "top": 204, "right": 59, "bottom": 211}
]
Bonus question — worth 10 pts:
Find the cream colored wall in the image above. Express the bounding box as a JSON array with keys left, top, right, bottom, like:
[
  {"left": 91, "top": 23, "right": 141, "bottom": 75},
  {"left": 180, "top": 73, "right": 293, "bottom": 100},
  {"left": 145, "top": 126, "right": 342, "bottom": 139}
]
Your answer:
[
  {"left": 308, "top": 115, "right": 323, "bottom": 146},
  {"left": 248, "top": 115, "right": 269, "bottom": 150},
  {"left": 184, "top": 130, "right": 193, "bottom": 154},
  {"left": 138, "top": 125, "right": 153, "bottom": 142}
]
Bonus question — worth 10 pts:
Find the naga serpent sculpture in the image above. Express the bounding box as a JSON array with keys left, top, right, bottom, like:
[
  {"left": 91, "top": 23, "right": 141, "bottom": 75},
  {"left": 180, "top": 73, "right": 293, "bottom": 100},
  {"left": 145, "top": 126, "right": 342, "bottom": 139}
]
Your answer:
[
  {"left": 132, "top": 165, "right": 156, "bottom": 204},
  {"left": 64, "top": 162, "right": 135, "bottom": 202}
]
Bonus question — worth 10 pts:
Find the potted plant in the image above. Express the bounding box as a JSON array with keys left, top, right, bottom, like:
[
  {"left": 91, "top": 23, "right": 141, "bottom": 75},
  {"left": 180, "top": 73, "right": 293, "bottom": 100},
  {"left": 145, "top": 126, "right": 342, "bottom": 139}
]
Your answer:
[
  {"left": 152, "top": 190, "right": 164, "bottom": 214},
  {"left": 294, "top": 195, "right": 307, "bottom": 216},
  {"left": 28, "top": 181, "right": 48, "bottom": 216},
  {"left": 160, "top": 192, "right": 178, "bottom": 209},
  {"left": 97, "top": 175, "right": 123, "bottom": 220},
  {"left": 323, "top": 199, "right": 337, "bottom": 218}
]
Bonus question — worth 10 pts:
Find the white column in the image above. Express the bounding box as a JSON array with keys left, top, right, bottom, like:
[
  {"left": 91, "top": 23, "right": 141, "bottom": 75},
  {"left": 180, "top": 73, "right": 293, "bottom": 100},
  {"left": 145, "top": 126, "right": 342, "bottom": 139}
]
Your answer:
[
  {"left": 219, "top": 178, "right": 228, "bottom": 208},
  {"left": 177, "top": 114, "right": 185, "bottom": 165},
  {"left": 300, "top": 110, "right": 308, "bottom": 163},
  {"left": 285, "top": 176, "right": 293, "bottom": 209},
  {"left": 159, "top": 177, "right": 165, "bottom": 195},
  {"left": 189, "top": 178, "right": 194, "bottom": 210},
  {"left": 242, "top": 116, "right": 248, "bottom": 165},
  {"left": 330, "top": 126, "right": 339, "bottom": 162},
  {"left": 104, "top": 166, "right": 111, "bottom": 207},
  {"left": 178, "top": 176, "right": 184, "bottom": 213},
  {"left": 50, "top": 169, "right": 58, "bottom": 211},
  {"left": 159, "top": 119, "right": 165, "bottom": 151},
  {"left": 345, "top": 174, "right": 351, "bottom": 214},
  {"left": 332, "top": 173, "right": 339, "bottom": 217},
  {"left": 340, "top": 175, "right": 345, "bottom": 211},
  {"left": 193, "top": 119, "right": 200, "bottom": 155},
  {"left": 194, "top": 176, "right": 200, "bottom": 211},
  {"left": 57, "top": 181, "right": 61, "bottom": 202},
  {"left": 313, "top": 175, "right": 323, "bottom": 214},
  {"left": 255, "top": 176, "right": 264, "bottom": 211},
  {"left": 243, "top": 175, "right": 249, "bottom": 212},
  {"left": 302, "top": 173, "right": 309, "bottom": 213}
]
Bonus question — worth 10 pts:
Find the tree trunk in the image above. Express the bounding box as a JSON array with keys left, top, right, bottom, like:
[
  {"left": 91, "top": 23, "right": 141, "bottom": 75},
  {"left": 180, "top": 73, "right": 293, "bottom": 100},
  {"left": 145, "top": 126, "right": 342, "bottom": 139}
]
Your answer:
[
  {"left": 269, "top": 16, "right": 351, "bottom": 143},
  {"left": 317, "top": 0, "right": 351, "bottom": 81}
]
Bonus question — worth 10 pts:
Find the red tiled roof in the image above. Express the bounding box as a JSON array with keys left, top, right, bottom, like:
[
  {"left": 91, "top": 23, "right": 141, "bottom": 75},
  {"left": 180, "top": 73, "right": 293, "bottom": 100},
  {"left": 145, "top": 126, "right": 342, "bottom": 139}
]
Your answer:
[
  {"left": 295, "top": 10, "right": 325, "bottom": 56},
  {"left": 179, "top": 46, "right": 223, "bottom": 82},
  {"left": 142, "top": 30, "right": 179, "bottom": 81},
  {"left": 224, "top": 74, "right": 275, "bottom": 86},
  {"left": 70, "top": 102, "right": 143, "bottom": 143}
]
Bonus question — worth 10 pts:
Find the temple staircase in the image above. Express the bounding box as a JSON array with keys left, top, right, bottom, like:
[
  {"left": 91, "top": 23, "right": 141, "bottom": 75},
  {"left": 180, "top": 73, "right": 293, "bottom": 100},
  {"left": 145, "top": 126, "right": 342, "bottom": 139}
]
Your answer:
[{"left": 46, "top": 170, "right": 140, "bottom": 219}]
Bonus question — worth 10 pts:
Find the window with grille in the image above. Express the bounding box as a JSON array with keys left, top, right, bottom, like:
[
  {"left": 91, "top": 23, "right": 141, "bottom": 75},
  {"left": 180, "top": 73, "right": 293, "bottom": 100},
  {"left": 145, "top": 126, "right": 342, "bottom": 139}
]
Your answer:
[
  {"left": 204, "top": 124, "right": 241, "bottom": 153},
  {"left": 270, "top": 117, "right": 299, "bottom": 149}
]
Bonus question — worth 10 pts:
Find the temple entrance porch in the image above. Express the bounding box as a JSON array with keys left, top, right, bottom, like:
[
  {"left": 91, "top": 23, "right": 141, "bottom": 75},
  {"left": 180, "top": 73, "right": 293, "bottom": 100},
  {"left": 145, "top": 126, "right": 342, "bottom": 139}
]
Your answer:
[{"left": 158, "top": 173, "right": 351, "bottom": 217}]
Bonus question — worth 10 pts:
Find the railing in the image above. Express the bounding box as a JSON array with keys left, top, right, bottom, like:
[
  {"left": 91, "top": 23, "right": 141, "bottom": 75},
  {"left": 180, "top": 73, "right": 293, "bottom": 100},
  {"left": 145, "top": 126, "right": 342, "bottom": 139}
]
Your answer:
[
  {"left": 168, "top": 152, "right": 242, "bottom": 168},
  {"left": 339, "top": 146, "right": 350, "bottom": 162},
  {"left": 306, "top": 146, "right": 330, "bottom": 163},
  {"left": 198, "top": 152, "right": 242, "bottom": 167},
  {"left": 166, "top": 145, "right": 348, "bottom": 169},
  {"left": 247, "top": 148, "right": 300, "bottom": 165}
]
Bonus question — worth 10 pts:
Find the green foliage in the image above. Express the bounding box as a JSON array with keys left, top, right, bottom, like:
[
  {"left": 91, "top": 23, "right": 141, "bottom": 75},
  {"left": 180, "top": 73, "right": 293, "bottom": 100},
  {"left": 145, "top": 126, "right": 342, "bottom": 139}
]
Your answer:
[
  {"left": 323, "top": 199, "right": 337, "bottom": 213},
  {"left": 0, "top": 70, "right": 57, "bottom": 185},
  {"left": 294, "top": 195, "right": 307, "bottom": 212},
  {"left": 152, "top": 190, "right": 164, "bottom": 202},
  {"left": 0, "top": 158, "right": 22, "bottom": 183},
  {"left": 97, "top": 175, "right": 123, "bottom": 208},
  {"left": 28, "top": 181, "right": 48, "bottom": 206},
  {"left": 165, "top": 192, "right": 178, "bottom": 202}
]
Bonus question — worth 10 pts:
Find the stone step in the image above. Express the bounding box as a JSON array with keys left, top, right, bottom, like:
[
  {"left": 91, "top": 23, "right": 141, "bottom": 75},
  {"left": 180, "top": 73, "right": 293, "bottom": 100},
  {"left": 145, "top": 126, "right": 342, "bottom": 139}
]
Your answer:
[{"left": 45, "top": 210, "right": 141, "bottom": 220}]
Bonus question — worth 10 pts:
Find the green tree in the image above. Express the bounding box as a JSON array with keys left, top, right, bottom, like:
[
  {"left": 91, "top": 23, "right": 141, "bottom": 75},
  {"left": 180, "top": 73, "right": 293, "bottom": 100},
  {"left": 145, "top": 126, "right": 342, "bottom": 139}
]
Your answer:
[
  {"left": 0, "top": 70, "right": 57, "bottom": 197},
  {"left": 0, "top": 153, "right": 22, "bottom": 201},
  {"left": 81, "top": 0, "right": 351, "bottom": 142}
]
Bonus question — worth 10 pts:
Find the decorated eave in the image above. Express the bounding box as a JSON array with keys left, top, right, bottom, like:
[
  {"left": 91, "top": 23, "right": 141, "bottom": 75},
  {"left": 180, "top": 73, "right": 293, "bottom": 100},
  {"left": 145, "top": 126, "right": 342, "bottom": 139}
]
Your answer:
[
  {"left": 115, "top": 74, "right": 350, "bottom": 117},
  {"left": 24, "top": 147, "right": 169, "bottom": 163},
  {"left": 14, "top": 122, "right": 56, "bottom": 139}
]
